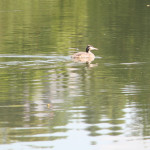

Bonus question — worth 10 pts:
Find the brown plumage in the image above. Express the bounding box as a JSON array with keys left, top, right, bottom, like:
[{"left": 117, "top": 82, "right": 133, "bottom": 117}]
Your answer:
[{"left": 71, "top": 45, "right": 98, "bottom": 58}]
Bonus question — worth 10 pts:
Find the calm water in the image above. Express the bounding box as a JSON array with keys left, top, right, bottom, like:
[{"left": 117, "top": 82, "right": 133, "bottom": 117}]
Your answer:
[{"left": 0, "top": 0, "right": 150, "bottom": 150}]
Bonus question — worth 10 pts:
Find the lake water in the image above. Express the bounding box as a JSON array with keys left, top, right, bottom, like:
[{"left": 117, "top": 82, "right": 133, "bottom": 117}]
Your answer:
[{"left": 0, "top": 0, "right": 150, "bottom": 150}]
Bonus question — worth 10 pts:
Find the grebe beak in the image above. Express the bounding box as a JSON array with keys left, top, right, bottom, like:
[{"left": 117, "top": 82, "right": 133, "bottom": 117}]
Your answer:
[{"left": 91, "top": 46, "right": 98, "bottom": 50}]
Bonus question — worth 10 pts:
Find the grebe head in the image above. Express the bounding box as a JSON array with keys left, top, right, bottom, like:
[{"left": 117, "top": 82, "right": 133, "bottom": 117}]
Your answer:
[{"left": 86, "top": 45, "right": 98, "bottom": 52}]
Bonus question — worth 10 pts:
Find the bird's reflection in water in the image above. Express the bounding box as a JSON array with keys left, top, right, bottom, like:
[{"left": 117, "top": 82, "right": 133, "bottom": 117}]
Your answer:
[{"left": 71, "top": 57, "right": 98, "bottom": 68}]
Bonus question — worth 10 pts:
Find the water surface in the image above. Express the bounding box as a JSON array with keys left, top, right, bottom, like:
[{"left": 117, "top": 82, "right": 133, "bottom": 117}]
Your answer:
[{"left": 0, "top": 0, "right": 150, "bottom": 150}]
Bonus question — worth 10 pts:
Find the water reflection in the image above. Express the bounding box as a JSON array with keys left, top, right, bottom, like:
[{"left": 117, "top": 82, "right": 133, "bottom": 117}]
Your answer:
[
  {"left": 0, "top": 54, "right": 150, "bottom": 149},
  {"left": 0, "top": 0, "right": 150, "bottom": 149}
]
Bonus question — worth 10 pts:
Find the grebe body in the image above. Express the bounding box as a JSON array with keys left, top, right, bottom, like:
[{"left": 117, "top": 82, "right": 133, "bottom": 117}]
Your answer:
[{"left": 71, "top": 45, "right": 98, "bottom": 58}]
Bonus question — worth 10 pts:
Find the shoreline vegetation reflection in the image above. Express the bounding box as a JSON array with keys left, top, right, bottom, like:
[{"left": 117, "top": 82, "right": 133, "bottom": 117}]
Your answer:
[{"left": 0, "top": 0, "right": 150, "bottom": 150}]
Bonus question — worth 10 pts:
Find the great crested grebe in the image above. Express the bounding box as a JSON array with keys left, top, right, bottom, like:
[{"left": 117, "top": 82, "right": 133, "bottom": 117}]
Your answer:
[{"left": 71, "top": 45, "right": 98, "bottom": 58}]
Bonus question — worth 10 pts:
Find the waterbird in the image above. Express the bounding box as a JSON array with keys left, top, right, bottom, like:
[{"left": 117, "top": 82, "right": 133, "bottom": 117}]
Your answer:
[{"left": 71, "top": 45, "right": 98, "bottom": 59}]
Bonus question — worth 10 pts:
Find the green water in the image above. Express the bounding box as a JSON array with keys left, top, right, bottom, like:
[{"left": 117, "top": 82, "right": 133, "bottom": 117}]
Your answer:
[{"left": 0, "top": 0, "right": 150, "bottom": 150}]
